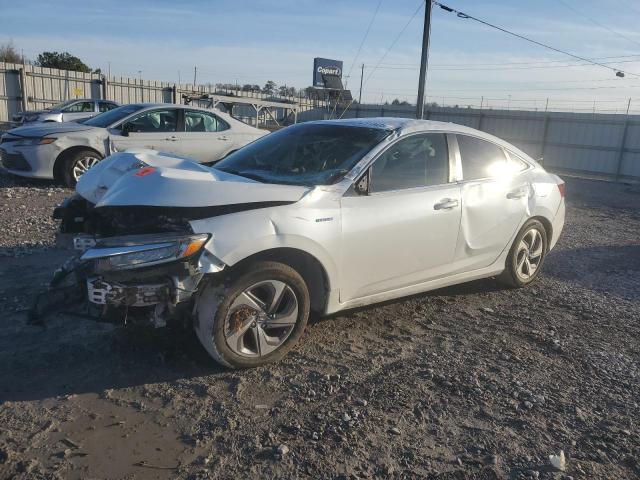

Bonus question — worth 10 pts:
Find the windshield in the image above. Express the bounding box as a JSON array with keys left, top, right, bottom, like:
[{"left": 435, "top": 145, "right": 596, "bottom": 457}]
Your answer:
[
  {"left": 82, "top": 104, "right": 145, "bottom": 128},
  {"left": 47, "top": 100, "right": 76, "bottom": 111},
  {"left": 215, "top": 124, "right": 390, "bottom": 186}
]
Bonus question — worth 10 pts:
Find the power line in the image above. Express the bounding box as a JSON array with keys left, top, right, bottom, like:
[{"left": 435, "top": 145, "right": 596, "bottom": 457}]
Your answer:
[
  {"left": 345, "top": 0, "right": 383, "bottom": 83},
  {"left": 556, "top": 0, "right": 640, "bottom": 49},
  {"left": 363, "top": 1, "right": 424, "bottom": 87},
  {"left": 613, "top": 0, "right": 640, "bottom": 16},
  {"left": 364, "top": 57, "right": 640, "bottom": 72},
  {"left": 432, "top": 1, "right": 640, "bottom": 78},
  {"left": 377, "top": 54, "right": 640, "bottom": 68}
]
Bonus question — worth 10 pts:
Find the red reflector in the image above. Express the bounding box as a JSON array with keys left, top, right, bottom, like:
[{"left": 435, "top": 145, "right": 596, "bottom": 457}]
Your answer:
[
  {"left": 557, "top": 182, "right": 566, "bottom": 197},
  {"left": 135, "top": 167, "right": 156, "bottom": 177}
]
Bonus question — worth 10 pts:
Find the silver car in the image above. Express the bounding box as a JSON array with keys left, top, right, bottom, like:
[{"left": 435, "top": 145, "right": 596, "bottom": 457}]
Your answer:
[
  {"left": 47, "top": 118, "right": 566, "bottom": 368},
  {"left": 12, "top": 99, "right": 119, "bottom": 124},
  {"left": 0, "top": 103, "right": 267, "bottom": 186}
]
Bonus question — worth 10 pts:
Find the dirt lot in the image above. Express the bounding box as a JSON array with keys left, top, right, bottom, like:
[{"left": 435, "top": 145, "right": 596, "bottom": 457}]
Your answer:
[{"left": 0, "top": 170, "right": 638, "bottom": 480}]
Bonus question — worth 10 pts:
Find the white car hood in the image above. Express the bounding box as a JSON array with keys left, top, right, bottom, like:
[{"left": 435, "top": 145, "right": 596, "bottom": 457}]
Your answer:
[{"left": 76, "top": 150, "right": 310, "bottom": 208}]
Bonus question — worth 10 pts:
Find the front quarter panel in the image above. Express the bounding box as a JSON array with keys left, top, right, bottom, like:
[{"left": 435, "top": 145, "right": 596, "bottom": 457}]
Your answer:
[{"left": 189, "top": 190, "right": 342, "bottom": 290}]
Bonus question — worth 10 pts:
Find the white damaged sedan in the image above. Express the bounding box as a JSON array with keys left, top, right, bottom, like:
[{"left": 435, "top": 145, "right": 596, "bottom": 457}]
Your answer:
[{"left": 47, "top": 118, "right": 565, "bottom": 368}]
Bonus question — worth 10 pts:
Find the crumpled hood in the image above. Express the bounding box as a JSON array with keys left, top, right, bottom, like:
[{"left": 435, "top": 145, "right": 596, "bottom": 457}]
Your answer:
[
  {"left": 76, "top": 150, "right": 310, "bottom": 208},
  {"left": 5, "top": 122, "right": 94, "bottom": 137}
]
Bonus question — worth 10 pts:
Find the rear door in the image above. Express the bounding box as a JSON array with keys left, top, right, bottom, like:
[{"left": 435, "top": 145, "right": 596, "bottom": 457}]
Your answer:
[
  {"left": 340, "top": 133, "right": 461, "bottom": 302},
  {"left": 177, "top": 109, "right": 237, "bottom": 163},
  {"left": 110, "top": 108, "right": 183, "bottom": 156},
  {"left": 453, "top": 134, "right": 531, "bottom": 271}
]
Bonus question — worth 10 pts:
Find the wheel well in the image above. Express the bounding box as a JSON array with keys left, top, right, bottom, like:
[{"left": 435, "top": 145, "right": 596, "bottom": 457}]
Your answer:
[
  {"left": 530, "top": 216, "right": 553, "bottom": 250},
  {"left": 229, "top": 248, "right": 329, "bottom": 314},
  {"left": 53, "top": 146, "right": 103, "bottom": 183}
]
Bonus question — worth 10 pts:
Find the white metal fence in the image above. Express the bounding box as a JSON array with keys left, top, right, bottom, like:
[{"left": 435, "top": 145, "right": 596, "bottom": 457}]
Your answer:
[
  {"left": 1, "top": 62, "right": 639, "bottom": 180},
  {"left": 0, "top": 62, "right": 313, "bottom": 126},
  {"left": 299, "top": 104, "right": 640, "bottom": 181}
]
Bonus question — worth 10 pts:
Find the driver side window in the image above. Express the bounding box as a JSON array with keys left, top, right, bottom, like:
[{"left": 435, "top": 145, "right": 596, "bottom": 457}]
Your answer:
[
  {"left": 370, "top": 133, "right": 449, "bottom": 193},
  {"left": 64, "top": 101, "right": 93, "bottom": 113},
  {"left": 122, "top": 109, "right": 178, "bottom": 133}
]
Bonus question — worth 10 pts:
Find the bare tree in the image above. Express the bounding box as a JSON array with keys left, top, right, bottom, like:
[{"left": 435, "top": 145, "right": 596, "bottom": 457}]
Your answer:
[{"left": 0, "top": 40, "right": 22, "bottom": 63}]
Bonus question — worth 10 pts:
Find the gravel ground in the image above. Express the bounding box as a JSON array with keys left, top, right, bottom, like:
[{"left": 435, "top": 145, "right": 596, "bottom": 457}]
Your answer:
[{"left": 0, "top": 169, "right": 638, "bottom": 479}]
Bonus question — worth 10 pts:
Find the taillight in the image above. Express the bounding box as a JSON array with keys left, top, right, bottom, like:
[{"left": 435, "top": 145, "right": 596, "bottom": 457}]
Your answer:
[{"left": 557, "top": 181, "right": 566, "bottom": 198}]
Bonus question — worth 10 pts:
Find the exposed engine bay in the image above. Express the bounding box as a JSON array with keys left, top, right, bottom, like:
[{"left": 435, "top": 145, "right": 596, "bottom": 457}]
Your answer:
[{"left": 32, "top": 149, "right": 307, "bottom": 327}]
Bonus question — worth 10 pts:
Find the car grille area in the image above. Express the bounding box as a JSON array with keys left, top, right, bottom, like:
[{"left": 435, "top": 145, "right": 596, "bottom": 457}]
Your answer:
[{"left": 0, "top": 149, "right": 31, "bottom": 171}]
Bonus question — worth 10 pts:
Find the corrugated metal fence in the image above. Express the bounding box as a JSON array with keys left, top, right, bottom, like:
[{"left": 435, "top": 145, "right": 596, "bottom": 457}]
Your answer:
[
  {"left": 300, "top": 104, "right": 640, "bottom": 181},
  {"left": 1, "top": 62, "right": 639, "bottom": 180}
]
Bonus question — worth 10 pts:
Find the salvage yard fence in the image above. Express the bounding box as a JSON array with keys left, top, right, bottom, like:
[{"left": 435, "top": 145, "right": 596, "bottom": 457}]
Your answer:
[
  {"left": 1, "top": 62, "right": 639, "bottom": 181},
  {"left": 0, "top": 62, "right": 316, "bottom": 129},
  {"left": 301, "top": 104, "right": 640, "bottom": 181}
]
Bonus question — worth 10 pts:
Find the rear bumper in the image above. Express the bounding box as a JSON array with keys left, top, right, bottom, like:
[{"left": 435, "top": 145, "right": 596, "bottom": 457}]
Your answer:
[{"left": 549, "top": 199, "right": 565, "bottom": 251}]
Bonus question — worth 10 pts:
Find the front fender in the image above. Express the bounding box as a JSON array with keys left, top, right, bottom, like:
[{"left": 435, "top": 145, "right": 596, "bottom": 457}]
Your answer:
[{"left": 190, "top": 207, "right": 341, "bottom": 290}]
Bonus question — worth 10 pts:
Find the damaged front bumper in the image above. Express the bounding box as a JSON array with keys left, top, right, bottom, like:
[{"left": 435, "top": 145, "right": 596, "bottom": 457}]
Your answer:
[{"left": 32, "top": 232, "right": 221, "bottom": 326}]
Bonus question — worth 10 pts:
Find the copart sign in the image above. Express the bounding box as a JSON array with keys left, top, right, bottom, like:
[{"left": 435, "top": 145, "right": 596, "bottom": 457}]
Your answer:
[{"left": 313, "top": 58, "right": 343, "bottom": 87}]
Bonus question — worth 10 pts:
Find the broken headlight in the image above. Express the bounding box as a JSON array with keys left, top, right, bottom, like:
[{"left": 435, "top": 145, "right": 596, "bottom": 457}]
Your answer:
[{"left": 81, "top": 233, "right": 210, "bottom": 271}]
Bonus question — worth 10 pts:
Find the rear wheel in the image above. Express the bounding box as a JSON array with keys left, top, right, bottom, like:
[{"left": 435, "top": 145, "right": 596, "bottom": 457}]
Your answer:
[
  {"left": 194, "top": 261, "right": 310, "bottom": 368},
  {"left": 498, "top": 219, "right": 548, "bottom": 288},
  {"left": 62, "top": 149, "right": 102, "bottom": 187}
]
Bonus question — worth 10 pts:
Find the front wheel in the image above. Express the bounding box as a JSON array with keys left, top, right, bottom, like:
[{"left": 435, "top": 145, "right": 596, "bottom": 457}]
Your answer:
[
  {"left": 194, "top": 261, "right": 310, "bottom": 368},
  {"left": 63, "top": 149, "right": 102, "bottom": 187},
  {"left": 498, "top": 219, "right": 548, "bottom": 288}
]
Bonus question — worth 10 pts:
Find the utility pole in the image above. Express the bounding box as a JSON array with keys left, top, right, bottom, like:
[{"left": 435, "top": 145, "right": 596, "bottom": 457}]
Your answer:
[
  {"left": 193, "top": 66, "right": 197, "bottom": 88},
  {"left": 138, "top": 70, "right": 143, "bottom": 102},
  {"left": 416, "top": 0, "right": 432, "bottom": 119},
  {"left": 358, "top": 63, "right": 364, "bottom": 104}
]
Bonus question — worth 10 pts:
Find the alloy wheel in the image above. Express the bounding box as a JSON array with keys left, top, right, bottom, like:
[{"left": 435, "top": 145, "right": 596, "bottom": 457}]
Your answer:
[
  {"left": 515, "top": 227, "right": 544, "bottom": 281},
  {"left": 72, "top": 155, "right": 101, "bottom": 181},
  {"left": 224, "top": 280, "right": 299, "bottom": 358}
]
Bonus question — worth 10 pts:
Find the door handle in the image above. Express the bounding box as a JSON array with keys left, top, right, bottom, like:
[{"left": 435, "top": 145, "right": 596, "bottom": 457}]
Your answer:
[
  {"left": 434, "top": 198, "right": 459, "bottom": 210},
  {"left": 217, "top": 136, "right": 229, "bottom": 141},
  {"left": 507, "top": 186, "right": 528, "bottom": 199},
  {"left": 165, "top": 136, "right": 179, "bottom": 142}
]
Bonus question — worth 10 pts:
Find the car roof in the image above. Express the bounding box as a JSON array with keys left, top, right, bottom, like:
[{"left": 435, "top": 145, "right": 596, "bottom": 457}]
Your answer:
[{"left": 307, "top": 117, "right": 533, "bottom": 161}]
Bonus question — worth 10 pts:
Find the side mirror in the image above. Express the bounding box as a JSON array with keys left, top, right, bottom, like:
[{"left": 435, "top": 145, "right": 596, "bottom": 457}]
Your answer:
[
  {"left": 121, "top": 123, "right": 134, "bottom": 136},
  {"left": 354, "top": 169, "right": 370, "bottom": 195}
]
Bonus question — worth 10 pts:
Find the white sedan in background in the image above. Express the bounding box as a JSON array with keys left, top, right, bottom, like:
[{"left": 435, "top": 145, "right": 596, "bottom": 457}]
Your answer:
[
  {"left": 51, "top": 118, "right": 566, "bottom": 368},
  {"left": 0, "top": 104, "right": 266, "bottom": 186}
]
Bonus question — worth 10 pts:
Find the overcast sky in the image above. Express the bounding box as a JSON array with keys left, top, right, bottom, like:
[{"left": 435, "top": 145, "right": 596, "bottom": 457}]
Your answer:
[{"left": 2, "top": 0, "right": 640, "bottom": 112}]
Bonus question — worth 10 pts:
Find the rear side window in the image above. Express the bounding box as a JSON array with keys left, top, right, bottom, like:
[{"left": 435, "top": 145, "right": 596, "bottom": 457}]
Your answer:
[
  {"left": 457, "top": 135, "right": 509, "bottom": 180},
  {"left": 184, "top": 110, "right": 229, "bottom": 132},
  {"left": 99, "top": 101, "right": 118, "bottom": 112},
  {"left": 370, "top": 133, "right": 449, "bottom": 193}
]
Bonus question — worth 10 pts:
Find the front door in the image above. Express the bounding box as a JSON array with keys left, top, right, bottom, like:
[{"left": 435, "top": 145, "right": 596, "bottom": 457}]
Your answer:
[
  {"left": 110, "top": 108, "right": 183, "bottom": 156},
  {"left": 340, "top": 133, "right": 461, "bottom": 302},
  {"left": 60, "top": 101, "right": 96, "bottom": 122}
]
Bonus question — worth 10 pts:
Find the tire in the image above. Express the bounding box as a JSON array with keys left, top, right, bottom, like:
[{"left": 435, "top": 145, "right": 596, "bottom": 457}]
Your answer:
[
  {"left": 194, "top": 261, "right": 310, "bottom": 368},
  {"left": 498, "top": 219, "right": 548, "bottom": 288},
  {"left": 62, "top": 149, "right": 103, "bottom": 187}
]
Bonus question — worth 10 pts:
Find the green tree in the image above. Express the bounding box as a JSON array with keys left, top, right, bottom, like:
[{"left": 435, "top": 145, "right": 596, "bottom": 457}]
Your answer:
[
  {"left": 262, "top": 80, "right": 276, "bottom": 95},
  {"left": 35, "top": 51, "right": 98, "bottom": 73},
  {"left": 0, "top": 41, "right": 22, "bottom": 63}
]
